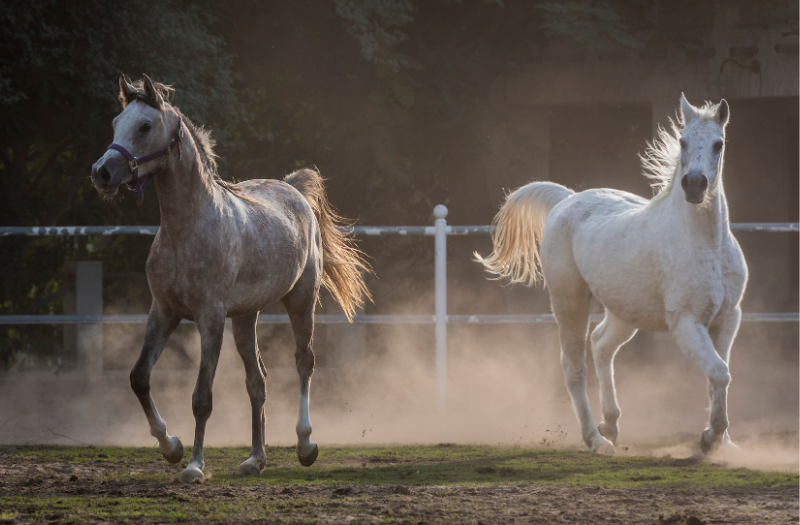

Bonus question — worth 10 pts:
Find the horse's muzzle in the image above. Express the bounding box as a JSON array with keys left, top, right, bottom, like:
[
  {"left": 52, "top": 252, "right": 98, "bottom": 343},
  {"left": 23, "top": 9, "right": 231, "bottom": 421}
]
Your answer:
[
  {"left": 681, "top": 172, "right": 708, "bottom": 204},
  {"left": 91, "top": 155, "right": 128, "bottom": 195}
]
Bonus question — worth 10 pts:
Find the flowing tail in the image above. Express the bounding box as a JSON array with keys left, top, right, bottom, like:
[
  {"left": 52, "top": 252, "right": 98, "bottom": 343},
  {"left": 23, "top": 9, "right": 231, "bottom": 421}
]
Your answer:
[
  {"left": 284, "top": 168, "right": 372, "bottom": 320},
  {"left": 475, "top": 181, "right": 574, "bottom": 286}
]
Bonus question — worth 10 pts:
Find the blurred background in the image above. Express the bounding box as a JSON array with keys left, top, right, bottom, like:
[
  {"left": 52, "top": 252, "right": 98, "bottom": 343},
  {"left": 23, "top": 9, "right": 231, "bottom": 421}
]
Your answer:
[{"left": 0, "top": 0, "right": 797, "bottom": 449}]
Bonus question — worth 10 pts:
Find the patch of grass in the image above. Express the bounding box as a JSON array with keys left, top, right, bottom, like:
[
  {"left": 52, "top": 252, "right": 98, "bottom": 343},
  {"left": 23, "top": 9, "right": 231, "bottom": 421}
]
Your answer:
[{"left": 5, "top": 444, "right": 797, "bottom": 488}]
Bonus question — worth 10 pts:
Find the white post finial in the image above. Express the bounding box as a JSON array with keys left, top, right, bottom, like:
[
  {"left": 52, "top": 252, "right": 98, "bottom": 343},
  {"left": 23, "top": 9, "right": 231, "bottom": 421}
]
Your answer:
[{"left": 433, "top": 205, "right": 448, "bottom": 411}]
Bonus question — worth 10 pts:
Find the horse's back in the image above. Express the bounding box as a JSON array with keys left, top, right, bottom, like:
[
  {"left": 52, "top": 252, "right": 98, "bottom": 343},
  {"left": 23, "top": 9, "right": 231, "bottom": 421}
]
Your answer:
[
  {"left": 234, "top": 179, "right": 316, "bottom": 224},
  {"left": 542, "top": 188, "right": 669, "bottom": 331}
]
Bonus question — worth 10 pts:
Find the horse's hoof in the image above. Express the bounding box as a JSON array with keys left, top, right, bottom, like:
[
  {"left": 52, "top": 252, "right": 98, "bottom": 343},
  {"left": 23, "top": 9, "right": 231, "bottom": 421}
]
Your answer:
[
  {"left": 720, "top": 435, "right": 739, "bottom": 451},
  {"left": 597, "top": 422, "right": 618, "bottom": 445},
  {"left": 180, "top": 466, "right": 205, "bottom": 484},
  {"left": 700, "top": 429, "right": 719, "bottom": 455},
  {"left": 160, "top": 437, "right": 184, "bottom": 464},
  {"left": 237, "top": 457, "right": 265, "bottom": 476},
  {"left": 297, "top": 442, "right": 319, "bottom": 467},
  {"left": 591, "top": 436, "right": 616, "bottom": 456}
]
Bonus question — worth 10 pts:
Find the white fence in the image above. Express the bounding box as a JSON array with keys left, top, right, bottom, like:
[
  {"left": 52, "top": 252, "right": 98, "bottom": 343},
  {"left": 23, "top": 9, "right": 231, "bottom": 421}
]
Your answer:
[{"left": 1, "top": 207, "right": 798, "bottom": 408}]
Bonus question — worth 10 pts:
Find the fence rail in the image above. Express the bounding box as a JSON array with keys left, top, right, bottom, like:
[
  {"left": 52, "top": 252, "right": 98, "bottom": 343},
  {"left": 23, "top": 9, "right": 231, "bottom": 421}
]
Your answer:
[
  {"left": 1, "top": 223, "right": 798, "bottom": 237},
  {"left": 2, "top": 212, "right": 798, "bottom": 408},
  {"left": 2, "top": 312, "right": 797, "bottom": 325}
]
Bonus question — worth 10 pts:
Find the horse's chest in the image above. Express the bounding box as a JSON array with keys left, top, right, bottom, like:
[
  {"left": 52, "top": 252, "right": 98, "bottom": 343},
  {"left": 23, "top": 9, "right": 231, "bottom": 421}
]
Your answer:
[
  {"left": 664, "top": 250, "right": 728, "bottom": 325},
  {"left": 147, "top": 240, "right": 238, "bottom": 310}
]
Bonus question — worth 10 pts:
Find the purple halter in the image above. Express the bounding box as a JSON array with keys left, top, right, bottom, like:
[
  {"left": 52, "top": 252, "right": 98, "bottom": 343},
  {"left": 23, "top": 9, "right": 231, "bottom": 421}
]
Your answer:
[{"left": 107, "top": 116, "right": 183, "bottom": 205}]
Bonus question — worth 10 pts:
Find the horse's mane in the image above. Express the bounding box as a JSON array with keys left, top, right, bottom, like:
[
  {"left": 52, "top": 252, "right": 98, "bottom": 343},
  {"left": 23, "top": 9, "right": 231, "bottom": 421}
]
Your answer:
[
  {"left": 172, "top": 110, "right": 250, "bottom": 197},
  {"left": 640, "top": 119, "right": 681, "bottom": 200},
  {"left": 640, "top": 100, "right": 722, "bottom": 205}
]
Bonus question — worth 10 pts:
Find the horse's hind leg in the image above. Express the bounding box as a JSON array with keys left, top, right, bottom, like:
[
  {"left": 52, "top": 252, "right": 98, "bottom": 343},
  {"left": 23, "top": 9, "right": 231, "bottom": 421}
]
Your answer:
[
  {"left": 551, "top": 280, "right": 615, "bottom": 455},
  {"left": 281, "top": 268, "right": 320, "bottom": 467},
  {"left": 590, "top": 311, "right": 637, "bottom": 445},
  {"left": 130, "top": 304, "right": 183, "bottom": 463},
  {"left": 232, "top": 313, "right": 268, "bottom": 476}
]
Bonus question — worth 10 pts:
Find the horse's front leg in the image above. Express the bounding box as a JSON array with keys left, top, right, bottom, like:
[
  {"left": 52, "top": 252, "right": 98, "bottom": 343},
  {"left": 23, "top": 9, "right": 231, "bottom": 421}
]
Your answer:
[
  {"left": 707, "top": 306, "right": 742, "bottom": 452},
  {"left": 181, "top": 307, "right": 226, "bottom": 483},
  {"left": 130, "top": 304, "right": 183, "bottom": 463},
  {"left": 671, "top": 315, "right": 732, "bottom": 455},
  {"left": 232, "top": 313, "right": 268, "bottom": 476}
]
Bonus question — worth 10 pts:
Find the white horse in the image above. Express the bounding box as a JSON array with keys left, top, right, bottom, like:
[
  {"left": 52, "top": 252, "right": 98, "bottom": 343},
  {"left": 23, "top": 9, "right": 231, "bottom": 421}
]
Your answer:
[{"left": 477, "top": 95, "right": 747, "bottom": 455}]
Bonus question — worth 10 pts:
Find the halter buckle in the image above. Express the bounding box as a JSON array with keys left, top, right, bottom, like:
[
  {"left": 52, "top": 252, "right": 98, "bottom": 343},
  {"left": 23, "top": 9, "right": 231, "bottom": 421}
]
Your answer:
[{"left": 129, "top": 158, "right": 139, "bottom": 170}]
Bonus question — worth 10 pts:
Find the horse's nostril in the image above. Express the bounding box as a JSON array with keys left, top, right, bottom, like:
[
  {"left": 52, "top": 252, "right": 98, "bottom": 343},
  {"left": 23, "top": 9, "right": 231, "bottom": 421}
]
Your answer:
[
  {"left": 699, "top": 176, "right": 708, "bottom": 191},
  {"left": 681, "top": 175, "right": 689, "bottom": 191},
  {"left": 99, "top": 167, "right": 111, "bottom": 183}
]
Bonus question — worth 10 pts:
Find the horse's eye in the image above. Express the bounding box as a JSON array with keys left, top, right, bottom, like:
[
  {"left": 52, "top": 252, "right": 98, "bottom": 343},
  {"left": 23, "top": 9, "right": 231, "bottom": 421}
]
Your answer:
[
  {"left": 679, "top": 139, "right": 686, "bottom": 149},
  {"left": 139, "top": 123, "right": 152, "bottom": 133},
  {"left": 713, "top": 141, "right": 723, "bottom": 152}
]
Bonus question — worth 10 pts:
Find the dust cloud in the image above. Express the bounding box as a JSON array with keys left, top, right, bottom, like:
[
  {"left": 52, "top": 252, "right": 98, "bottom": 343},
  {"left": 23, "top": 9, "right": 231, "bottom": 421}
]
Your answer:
[{"left": 0, "top": 290, "right": 796, "bottom": 473}]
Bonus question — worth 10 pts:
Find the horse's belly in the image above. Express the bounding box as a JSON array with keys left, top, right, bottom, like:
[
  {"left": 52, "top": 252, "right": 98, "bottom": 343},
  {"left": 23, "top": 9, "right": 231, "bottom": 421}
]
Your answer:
[
  {"left": 226, "top": 272, "right": 296, "bottom": 317},
  {"left": 591, "top": 285, "right": 668, "bottom": 331}
]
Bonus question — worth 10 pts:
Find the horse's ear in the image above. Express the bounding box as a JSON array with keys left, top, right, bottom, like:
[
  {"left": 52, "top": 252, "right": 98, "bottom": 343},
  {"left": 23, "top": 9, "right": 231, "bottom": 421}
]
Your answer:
[
  {"left": 679, "top": 93, "right": 697, "bottom": 124},
  {"left": 715, "top": 99, "right": 730, "bottom": 127},
  {"left": 142, "top": 74, "right": 164, "bottom": 108},
  {"left": 118, "top": 75, "right": 135, "bottom": 108}
]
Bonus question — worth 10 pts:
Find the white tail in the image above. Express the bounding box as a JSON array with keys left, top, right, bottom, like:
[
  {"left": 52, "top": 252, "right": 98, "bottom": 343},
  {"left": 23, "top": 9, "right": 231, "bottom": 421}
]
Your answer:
[{"left": 475, "top": 181, "right": 574, "bottom": 286}]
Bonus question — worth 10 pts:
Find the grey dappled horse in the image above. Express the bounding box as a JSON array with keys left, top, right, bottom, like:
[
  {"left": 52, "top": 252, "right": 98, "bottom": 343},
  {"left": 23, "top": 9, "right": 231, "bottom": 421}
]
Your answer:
[{"left": 91, "top": 75, "right": 370, "bottom": 483}]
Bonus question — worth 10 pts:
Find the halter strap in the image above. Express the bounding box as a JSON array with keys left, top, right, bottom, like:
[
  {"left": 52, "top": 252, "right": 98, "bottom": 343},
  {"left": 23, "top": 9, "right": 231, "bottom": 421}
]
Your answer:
[{"left": 106, "top": 115, "right": 183, "bottom": 206}]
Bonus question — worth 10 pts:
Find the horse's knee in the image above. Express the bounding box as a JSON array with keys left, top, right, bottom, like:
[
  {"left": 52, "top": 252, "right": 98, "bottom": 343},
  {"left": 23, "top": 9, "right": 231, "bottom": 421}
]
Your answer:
[
  {"left": 708, "top": 364, "right": 731, "bottom": 389},
  {"left": 192, "top": 388, "right": 213, "bottom": 420},
  {"left": 246, "top": 372, "right": 267, "bottom": 403}
]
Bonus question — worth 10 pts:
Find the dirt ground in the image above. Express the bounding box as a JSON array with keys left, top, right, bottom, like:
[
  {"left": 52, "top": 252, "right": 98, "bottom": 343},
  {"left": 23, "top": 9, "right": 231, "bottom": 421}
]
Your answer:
[{"left": 0, "top": 445, "right": 798, "bottom": 525}]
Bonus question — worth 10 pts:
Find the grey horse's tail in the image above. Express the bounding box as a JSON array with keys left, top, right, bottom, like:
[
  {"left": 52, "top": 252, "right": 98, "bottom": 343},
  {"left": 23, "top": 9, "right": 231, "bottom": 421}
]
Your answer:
[
  {"left": 475, "top": 181, "right": 574, "bottom": 286},
  {"left": 284, "top": 168, "right": 372, "bottom": 321}
]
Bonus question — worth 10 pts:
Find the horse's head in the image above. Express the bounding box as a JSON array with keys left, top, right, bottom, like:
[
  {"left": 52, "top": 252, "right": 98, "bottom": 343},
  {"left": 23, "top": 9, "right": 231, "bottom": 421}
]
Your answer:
[
  {"left": 91, "top": 75, "right": 180, "bottom": 198},
  {"left": 677, "top": 94, "right": 729, "bottom": 204}
]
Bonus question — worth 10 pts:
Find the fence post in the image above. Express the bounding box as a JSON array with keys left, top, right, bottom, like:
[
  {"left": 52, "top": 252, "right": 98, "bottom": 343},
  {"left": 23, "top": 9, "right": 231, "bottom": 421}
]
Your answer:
[
  {"left": 75, "top": 261, "right": 103, "bottom": 376},
  {"left": 433, "top": 204, "right": 448, "bottom": 411}
]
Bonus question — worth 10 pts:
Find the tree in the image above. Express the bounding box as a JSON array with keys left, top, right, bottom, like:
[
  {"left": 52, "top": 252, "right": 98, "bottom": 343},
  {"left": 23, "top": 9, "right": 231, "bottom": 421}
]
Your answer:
[{"left": 0, "top": 0, "right": 238, "bottom": 367}]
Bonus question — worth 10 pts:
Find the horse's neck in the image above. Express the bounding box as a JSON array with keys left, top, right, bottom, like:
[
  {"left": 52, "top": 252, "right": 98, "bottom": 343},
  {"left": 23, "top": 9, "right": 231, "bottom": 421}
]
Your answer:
[
  {"left": 154, "top": 137, "right": 221, "bottom": 239},
  {"left": 665, "top": 172, "right": 730, "bottom": 249}
]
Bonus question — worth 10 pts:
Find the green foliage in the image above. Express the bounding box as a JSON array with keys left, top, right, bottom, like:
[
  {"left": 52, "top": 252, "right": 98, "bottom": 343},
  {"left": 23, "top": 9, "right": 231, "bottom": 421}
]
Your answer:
[
  {"left": 0, "top": 0, "right": 238, "bottom": 367},
  {"left": 535, "top": 2, "right": 642, "bottom": 50}
]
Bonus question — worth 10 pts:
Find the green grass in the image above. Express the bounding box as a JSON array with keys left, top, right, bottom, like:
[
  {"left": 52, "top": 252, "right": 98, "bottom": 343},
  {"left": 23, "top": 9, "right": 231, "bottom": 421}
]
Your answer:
[{"left": 7, "top": 444, "right": 798, "bottom": 488}]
